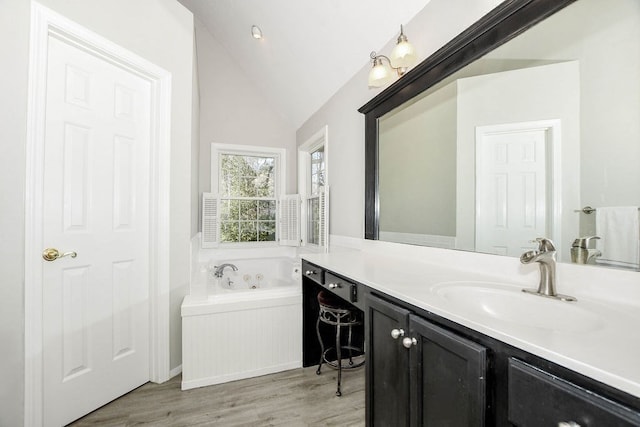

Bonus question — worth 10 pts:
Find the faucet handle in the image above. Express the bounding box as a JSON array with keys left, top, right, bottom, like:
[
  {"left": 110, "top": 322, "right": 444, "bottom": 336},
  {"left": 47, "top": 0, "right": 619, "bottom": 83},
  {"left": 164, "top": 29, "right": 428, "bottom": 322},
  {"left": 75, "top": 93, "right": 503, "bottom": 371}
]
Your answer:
[
  {"left": 571, "top": 236, "right": 600, "bottom": 249},
  {"left": 531, "top": 237, "right": 556, "bottom": 251}
]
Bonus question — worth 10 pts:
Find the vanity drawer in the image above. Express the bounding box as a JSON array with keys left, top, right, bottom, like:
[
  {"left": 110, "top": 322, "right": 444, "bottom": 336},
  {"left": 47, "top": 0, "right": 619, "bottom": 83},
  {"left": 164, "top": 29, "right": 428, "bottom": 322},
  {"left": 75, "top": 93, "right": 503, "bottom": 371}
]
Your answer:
[
  {"left": 324, "top": 271, "right": 360, "bottom": 310},
  {"left": 302, "top": 260, "right": 324, "bottom": 286},
  {"left": 508, "top": 358, "right": 640, "bottom": 427}
]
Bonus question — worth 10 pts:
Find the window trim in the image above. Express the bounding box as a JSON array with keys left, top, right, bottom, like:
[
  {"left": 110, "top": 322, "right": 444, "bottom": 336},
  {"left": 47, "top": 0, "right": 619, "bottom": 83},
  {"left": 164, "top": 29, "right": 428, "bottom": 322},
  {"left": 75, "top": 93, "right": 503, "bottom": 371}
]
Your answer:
[
  {"left": 211, "top": 143, "right": 287, "bottom": 246},
  {"left": 298, "top": 126, "right": 328, "bottom": 247}
]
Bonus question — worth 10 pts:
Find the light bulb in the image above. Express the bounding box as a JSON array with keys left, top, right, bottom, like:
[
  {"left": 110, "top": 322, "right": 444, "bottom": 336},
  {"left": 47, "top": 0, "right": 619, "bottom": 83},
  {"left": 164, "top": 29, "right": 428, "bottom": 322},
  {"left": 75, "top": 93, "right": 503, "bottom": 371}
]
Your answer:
[
  {"left": 390, "top": 25, "right": 417, "bottom": 70},
  {"left": 390, "top": 40, "right": 416, "bottom": 69},
  {"left": 368, "top": 57, "right": 393, "bottom": 88},
  {"left": 251, "top": 25, "right": 263, "bottom": 39}
]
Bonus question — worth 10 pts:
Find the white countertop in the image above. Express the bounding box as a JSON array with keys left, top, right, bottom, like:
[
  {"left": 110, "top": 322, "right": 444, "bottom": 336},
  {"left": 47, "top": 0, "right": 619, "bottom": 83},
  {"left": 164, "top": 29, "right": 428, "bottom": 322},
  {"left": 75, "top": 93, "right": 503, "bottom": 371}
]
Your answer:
[{"left": 302, "top": 249, "right": 640, "bottom": 399}]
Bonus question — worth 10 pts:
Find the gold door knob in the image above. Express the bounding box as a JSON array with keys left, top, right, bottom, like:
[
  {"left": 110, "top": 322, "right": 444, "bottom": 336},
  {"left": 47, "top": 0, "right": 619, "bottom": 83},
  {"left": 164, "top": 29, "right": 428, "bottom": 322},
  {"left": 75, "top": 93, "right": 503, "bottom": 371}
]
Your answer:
[{"left": 42, "top": 248, "right": 77, "bottom": 262}]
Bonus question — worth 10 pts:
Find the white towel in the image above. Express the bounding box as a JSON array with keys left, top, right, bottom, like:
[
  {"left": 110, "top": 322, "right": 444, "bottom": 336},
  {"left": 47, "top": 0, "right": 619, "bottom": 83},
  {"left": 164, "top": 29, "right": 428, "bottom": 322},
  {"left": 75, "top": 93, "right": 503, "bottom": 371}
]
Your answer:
[{"left": 595, "top": 206, "right": 640, "bottom": 269}]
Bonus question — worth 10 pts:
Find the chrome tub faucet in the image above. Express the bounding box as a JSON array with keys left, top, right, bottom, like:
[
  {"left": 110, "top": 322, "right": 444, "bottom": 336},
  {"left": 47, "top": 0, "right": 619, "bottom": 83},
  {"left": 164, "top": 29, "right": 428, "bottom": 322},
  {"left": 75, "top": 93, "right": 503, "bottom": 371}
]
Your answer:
[
  {"left": 213, "top": 263, "right": 238, "bottom": 278},
  {"left": 520, "top": 238, "right": 576, "bottom": 302}
]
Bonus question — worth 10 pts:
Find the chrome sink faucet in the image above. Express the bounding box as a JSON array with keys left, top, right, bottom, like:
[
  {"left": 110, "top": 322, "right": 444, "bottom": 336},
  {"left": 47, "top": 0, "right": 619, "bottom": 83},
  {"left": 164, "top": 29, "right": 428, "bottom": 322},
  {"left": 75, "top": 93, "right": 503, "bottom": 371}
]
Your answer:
[
  {"left": 213, "top": 263, "right": 238, "bottom": 278},
  {"left": 520, "top": 238, "right": 576, "bottom": 302}
]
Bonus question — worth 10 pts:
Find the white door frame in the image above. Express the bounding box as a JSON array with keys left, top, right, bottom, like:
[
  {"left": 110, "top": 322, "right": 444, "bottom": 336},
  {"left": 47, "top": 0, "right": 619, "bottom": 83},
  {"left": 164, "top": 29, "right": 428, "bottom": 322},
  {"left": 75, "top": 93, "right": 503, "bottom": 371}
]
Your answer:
[
  {"left": 24, "top": 3, "right": 171, "bottom": 426},
  {"left": 475, "top": 119, "right": 563, "bottom": 256}
]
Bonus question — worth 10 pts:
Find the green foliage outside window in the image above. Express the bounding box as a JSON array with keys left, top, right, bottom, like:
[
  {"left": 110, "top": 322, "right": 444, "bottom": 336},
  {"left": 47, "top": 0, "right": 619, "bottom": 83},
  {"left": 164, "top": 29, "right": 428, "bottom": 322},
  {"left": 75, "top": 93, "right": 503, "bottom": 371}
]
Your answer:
[{"left": 219, "top": 154, "right": 277, "bottom": 243}]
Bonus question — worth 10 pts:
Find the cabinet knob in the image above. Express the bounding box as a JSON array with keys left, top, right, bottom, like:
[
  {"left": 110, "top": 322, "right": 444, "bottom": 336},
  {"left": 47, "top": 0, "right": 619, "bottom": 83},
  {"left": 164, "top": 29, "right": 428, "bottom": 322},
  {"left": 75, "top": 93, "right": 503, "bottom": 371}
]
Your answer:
[
  {"left": 402, "top": 337, "right": 417, "bottom": 348},
  {"left": 390, "top": 328, "right": 405, "bottom": 339},
  {"left": 305, "top": 270, "right": 315, "bottom": 276},
  {"left": 558, "top": 422, "right": 581, "bottom": 427},
  {"left": 328, "top": 283, "right": 339, "bottom": 289}
]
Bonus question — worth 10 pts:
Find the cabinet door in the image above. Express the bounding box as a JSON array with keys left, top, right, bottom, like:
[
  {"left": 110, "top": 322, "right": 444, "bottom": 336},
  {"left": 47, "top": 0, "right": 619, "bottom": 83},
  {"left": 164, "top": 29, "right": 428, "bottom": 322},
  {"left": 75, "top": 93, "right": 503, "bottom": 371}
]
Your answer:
[
  {"left": 366, "top": 294, "right": 412, "bottom": 427},
  {"left": 509, "top": 358, "right": 640, "bottom": 427},
  {"left": 410, "top": 315, "right": 488, "bottom": 426}
]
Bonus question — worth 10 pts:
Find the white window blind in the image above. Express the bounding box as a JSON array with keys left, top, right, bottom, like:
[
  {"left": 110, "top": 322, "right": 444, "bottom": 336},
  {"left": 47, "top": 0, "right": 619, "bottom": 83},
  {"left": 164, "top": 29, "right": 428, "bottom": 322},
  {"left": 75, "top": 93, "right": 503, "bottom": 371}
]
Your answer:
[
  {"left": 279, "top": 194, "right": 301, "bottom": 246},
  {"left": 318, "top": 187, "right": 329, "bottom": 249},
  {"left": 202, "top": 192, "right": 219, "bottom": 248}
]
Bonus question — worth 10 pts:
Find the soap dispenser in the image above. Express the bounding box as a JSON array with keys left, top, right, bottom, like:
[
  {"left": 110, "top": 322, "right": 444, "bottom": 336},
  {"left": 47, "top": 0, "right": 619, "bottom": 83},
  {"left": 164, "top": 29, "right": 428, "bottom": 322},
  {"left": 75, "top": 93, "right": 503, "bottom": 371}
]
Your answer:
[{"left": 570, "top": 236, "right": 601, "bottom": 264}]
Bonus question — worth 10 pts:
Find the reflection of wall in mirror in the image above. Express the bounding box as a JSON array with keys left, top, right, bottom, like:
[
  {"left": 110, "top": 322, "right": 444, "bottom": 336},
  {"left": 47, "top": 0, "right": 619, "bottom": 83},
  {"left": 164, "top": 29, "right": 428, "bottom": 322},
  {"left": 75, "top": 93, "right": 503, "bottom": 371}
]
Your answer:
[
  {"left": 484, "top": 0, "right": 640, "bottom": 234},
  {"left": 374, "top": 0, "right": 639, "bottom": 266},
  {"left": 378, "top": 82, "right": 457, "bottom": 243},
  {"left": 456, "top": 61, "right": 580, "bottom": 262},
  {"left": 377, "top": 62, "right": 581, "bottom": 261}
]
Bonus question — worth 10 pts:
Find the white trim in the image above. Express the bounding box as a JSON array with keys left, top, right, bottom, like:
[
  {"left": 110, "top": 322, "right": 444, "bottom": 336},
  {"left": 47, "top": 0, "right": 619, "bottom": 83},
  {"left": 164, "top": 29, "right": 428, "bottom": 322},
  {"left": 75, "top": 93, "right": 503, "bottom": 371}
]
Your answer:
[
  {"left": 379, "top": 231, "right": 457, "bottom": 248},
  {"left": 298, "top": 125, "right": 329, "bottom": 195},
  {"left": 169, "top": 364, "right": 183, "bottom": 379},
  {"left": 24, "top": 3, "right": 172, "bottom": 425},
  {"left": 210, "top": 143, "right": 287, "bottom": 199},
  {"left": 210, "top": 143, "right": 287, "bottom": 245},
  {"left": 181, "top": 361, "right": 301, "bottom": 391},
  {"left": 475, "top": 119, "right": 562, "bottom": 256},
  {"left": 298, "top": 126, "right": 329, "bottom": 247}
]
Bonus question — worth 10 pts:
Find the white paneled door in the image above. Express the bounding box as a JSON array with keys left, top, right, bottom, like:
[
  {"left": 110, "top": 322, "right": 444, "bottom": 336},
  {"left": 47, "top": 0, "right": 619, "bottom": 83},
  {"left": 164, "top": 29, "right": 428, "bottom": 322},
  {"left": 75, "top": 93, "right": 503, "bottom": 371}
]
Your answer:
[
  {"left": 476, "top": 124, "right": 549, "bottom": 257},
  {"left": 42, "top": 36, "right": 151, "bottom": 426}
]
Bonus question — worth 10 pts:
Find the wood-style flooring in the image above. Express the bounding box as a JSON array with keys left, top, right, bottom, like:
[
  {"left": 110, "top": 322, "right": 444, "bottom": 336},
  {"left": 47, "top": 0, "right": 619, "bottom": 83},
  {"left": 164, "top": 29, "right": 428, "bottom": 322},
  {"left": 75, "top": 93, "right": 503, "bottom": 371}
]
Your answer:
[{"left": 69, "top": 366, "right": 365, "bottom": 426}]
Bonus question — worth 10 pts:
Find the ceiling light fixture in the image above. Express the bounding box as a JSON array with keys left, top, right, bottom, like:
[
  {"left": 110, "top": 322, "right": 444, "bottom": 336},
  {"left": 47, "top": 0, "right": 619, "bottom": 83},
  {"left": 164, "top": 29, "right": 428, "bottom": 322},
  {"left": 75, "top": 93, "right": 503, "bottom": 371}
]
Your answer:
[
  {"left": 251, "top": 25, "right": 263, "bottom": 40},
  {"left": 368, "top": 25, "right": 417, "bottom": 88}
]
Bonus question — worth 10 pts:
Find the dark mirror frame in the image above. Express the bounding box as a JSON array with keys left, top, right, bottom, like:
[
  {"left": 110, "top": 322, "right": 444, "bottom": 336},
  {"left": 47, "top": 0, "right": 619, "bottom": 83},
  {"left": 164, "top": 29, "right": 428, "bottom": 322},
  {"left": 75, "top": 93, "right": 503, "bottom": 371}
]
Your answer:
[{"left": 359, "top": 0, "right": 576, "bottom": 241}]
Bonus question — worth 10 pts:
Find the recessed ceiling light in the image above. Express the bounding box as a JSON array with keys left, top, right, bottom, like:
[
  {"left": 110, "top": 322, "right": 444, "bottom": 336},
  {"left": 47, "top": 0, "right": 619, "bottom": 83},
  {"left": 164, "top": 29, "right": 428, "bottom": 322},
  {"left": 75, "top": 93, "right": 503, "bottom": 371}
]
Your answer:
[{"left": 251, "top": 25, "right": 263, "bottom": 40}]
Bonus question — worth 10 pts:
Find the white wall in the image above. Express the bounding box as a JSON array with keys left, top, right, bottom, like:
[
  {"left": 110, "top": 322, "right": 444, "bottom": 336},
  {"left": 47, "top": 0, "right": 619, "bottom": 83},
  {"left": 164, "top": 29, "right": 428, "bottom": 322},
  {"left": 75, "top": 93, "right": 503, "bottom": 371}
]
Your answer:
[
  {"left": 456, "top": 62, "right": 580, "bottom": 259},
  {"left": 194, "top": 19, "right": 297, "bottom": 208},
  {"left": 379, "top": 82, "right": 457, "bottom": 236},
  {"left": 0, "top": 1, "right": 31, "bottom": 425},
  {"left": 484, "top": 0, "right": 640, "bottom": 210},
  {"left": 0, "top": 1, "right": 194, "bottom": 424},
  {"left": 296, "top": 0, "right": 503, "bottom": 239}
]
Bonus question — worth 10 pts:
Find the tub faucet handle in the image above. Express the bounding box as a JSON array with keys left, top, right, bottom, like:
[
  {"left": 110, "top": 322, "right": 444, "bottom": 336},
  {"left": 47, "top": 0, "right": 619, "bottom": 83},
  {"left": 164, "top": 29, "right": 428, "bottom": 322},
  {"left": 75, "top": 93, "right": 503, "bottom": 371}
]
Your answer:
[{"left": 213, "top": 263, "right": 238, "bottom": 278}]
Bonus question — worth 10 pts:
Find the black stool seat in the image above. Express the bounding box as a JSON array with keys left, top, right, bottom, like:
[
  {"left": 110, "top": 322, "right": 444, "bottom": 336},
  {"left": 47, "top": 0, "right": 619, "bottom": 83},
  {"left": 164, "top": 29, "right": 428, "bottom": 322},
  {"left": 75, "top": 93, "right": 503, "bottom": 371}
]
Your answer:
[
  {"left": 316, "top": 290, "right": 364, "bottom": 396},
  {"left": 317, "top": 290, "right": 350, "bottom": 309}
]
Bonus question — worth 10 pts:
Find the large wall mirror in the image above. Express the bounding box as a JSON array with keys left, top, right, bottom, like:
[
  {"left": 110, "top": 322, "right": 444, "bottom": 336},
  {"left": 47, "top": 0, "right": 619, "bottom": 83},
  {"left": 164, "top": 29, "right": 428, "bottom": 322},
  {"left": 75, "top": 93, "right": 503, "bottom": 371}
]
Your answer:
[{"left": 360, "top": 0, "right": 639, "bottom": 270}]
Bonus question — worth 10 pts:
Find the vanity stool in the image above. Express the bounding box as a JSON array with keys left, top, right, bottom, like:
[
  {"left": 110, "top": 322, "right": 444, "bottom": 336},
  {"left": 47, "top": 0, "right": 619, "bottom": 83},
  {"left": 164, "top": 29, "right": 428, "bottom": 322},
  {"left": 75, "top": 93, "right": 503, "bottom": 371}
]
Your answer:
[{"left": 316, "top": 290, "right": 364, "bottom": 396}]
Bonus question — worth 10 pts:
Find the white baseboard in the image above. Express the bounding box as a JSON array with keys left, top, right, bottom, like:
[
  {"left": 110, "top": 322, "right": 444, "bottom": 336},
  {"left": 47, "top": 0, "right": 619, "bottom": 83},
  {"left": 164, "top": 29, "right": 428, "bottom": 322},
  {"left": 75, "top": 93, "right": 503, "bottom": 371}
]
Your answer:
[
  {"left": 169, "top": 365, "right": 182, "bottom": 379},
  {"left": 180, "top": 361, "right": 301, "bottom": 391}
]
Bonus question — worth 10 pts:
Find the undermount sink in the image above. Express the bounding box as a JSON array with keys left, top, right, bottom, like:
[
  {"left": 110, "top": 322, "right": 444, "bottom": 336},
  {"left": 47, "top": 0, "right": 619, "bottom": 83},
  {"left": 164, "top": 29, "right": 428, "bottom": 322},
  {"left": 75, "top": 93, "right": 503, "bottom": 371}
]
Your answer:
[{"left": 432, "top": 281, "right": 604, "bottom": 333}]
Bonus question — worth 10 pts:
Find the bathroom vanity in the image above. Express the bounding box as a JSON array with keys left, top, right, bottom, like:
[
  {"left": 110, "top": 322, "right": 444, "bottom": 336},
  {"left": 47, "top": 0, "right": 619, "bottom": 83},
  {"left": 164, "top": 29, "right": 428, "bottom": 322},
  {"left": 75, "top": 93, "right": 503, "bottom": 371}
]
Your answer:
[
  {"left": 301, "top": 252, "right": 640, "bottom": 426},
  {"left": 299, "top": 0, "right": 640, "bottom": 424}
]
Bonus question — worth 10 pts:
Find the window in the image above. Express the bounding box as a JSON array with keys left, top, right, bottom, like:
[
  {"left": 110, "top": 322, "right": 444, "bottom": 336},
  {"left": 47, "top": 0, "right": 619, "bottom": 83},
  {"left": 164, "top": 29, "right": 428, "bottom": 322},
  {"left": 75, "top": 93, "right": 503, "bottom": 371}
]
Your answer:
[
  {"left": 219, "top": 153, "right": 276, "bottom": 242},
  {"left": 299, "top": 127, "right": 329, "bottom": 249},
  {"left": 307, "top": 146, "right": 325, "bottom": 245},
  {"left": 207, "top": 144, "right": 287, "bottom": 245}
]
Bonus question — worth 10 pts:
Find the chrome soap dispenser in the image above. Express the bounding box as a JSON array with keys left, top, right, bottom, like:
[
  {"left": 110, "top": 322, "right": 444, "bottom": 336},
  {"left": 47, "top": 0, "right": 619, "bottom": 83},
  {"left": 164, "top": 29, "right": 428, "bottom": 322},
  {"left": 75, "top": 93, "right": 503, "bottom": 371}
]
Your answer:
[{"left": 570, "top": 236, "right": 601, "bottom": 264}]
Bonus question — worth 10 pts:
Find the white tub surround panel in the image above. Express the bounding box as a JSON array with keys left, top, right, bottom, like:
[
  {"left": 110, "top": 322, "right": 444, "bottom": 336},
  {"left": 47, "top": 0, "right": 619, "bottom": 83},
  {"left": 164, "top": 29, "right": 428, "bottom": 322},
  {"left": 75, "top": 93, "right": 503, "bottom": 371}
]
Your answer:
[
  {"left": 302, "top": 243, "right": 640, "bottom": 399},
  {"left": 181, "top": 292, "right": 302, "bottom": 390}
]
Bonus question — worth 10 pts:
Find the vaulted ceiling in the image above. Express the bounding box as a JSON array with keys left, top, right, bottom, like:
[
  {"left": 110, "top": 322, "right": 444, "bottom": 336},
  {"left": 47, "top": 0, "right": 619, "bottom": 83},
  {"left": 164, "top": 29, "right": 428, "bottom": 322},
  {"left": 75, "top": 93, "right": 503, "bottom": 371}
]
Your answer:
[{"left": 178, "top": 0, "right": 431, "bottom": 128}]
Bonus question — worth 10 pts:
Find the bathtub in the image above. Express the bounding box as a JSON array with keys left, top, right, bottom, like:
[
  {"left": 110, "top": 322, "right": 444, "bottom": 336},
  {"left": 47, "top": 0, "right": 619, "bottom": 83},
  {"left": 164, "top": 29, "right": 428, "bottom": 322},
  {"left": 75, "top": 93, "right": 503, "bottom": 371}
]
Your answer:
[{"left": 181, "top": 256, "right": 302, "bottom": 390}]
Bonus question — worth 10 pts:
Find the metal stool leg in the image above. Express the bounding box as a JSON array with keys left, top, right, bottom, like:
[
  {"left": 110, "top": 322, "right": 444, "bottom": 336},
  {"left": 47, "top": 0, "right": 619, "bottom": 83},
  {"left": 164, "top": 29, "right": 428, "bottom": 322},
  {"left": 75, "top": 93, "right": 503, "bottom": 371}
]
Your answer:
[
  {"left": 315, "top": 295, "right": 364, "bottom": 397},
  {"left": 348, "top": 323, "right": 354, "bottom": 365},
  {"left": 316, "top": 312, "right": 325, "bottom": 375},
  {"left": 335, "top": 317, "right": 342, "bottom": 396}
]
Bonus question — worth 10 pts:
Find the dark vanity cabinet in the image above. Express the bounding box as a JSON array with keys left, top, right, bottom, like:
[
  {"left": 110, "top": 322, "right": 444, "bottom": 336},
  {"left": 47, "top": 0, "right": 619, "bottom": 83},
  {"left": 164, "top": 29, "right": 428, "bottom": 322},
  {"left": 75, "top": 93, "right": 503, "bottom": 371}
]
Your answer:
[
  {"left": 301, "top": 260, "right": 364, "bottom": 367},
  {"left": 301, "top": 261, "right": 640, "bottom": 426},
  {"left": 366, "top": 294, "right": 487, "bottom": 427},
  {"left": 508, "top": 359, "right": 640, "bottom": 426}
]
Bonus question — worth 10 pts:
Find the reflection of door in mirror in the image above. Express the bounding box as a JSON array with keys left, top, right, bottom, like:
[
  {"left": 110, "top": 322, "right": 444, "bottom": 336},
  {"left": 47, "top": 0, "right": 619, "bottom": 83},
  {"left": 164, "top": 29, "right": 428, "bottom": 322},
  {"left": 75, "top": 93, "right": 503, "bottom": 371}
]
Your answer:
[
  {"left": 378, "top": 62, "right": 580, "bottom": 260},
  {"left": 476, "top": 123, "right": 551, "bottom": 257},
  {"left": 365, "top": 0, "right": 640, "bottom": 270},
  {"left": 455, "top": 62, "right": 579, "bottom": 261}
]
